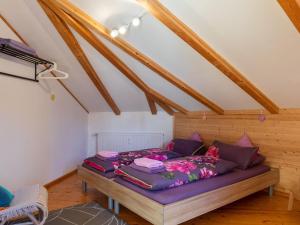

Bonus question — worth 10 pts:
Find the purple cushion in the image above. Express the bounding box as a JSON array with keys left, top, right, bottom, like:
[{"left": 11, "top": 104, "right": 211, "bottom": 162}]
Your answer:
[
  {"left": 213, "top": 140, "right": 258, "bottom": 170},
  {"left": 190, "top": 132, "right": 202, "bottom": 142},
  {"left": 215, "top": 159, "right": 238, "bottom": 174},
  {"left": 173, "top": 139, "right": 204, "bottom": 156},
  {"left": 249, "top": 154, "right": 265, "bottom": 167},
  {"left": 235, "top": 133, "right": 254, "bottom": 147}
]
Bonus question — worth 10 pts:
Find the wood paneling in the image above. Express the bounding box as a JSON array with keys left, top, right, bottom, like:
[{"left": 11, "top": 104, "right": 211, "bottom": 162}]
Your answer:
[
  {"left": 137, "top": 0, "right": 280, "bottom": 114},
  {"left": 51, "top": 0, "right": 224, "bottom": 114},
  {"left": 278, "top": 0, "right": 300, "bottom": 33},
  {"left": 174, "top": 110, "right": 300, "bottom": 200},
  {"left": 38, "top": 1, "right": 121, "bottom": 115}
]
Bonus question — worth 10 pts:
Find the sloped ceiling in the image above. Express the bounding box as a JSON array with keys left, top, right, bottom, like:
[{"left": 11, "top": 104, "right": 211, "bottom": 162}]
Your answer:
[{"left": 0, "top": 0, "right": 299, "bottom": 113}]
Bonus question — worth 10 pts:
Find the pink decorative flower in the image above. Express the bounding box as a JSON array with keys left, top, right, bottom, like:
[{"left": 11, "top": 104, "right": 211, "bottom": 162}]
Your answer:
[
  {"left": 112, "top": 161, "right": 120, "bottom": 169},
  {"left": 166, "top": 141, "right": 175, "bottom": 151},
  {"left": 199, "top": 167, "right": 216, "bottom": 178},
  {"left": 169, "top": 179, "right": 185, "bottom": 188},
  {"left": 165, "top": 160, "right": 197, "bottom": 174},
  {"left": 146, "top": 154, "right": 168, "bottom": 161},
  {"left": 205, "top": 145, "right": 220, "bottom": 159}
]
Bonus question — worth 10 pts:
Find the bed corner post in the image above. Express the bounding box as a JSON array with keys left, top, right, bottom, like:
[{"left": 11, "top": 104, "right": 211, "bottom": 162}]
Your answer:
[
  {"left": 114, "top": 201, "right": 120, "bottom": 214},
  {"left": 268, "top": 185, "right": 274, "bottom": 197},
  {"left": 82, "top": 181, "right": 87, "bottom": 193},
  {"left": 108, "top": 197, "right": 114, "bottom": 210}
]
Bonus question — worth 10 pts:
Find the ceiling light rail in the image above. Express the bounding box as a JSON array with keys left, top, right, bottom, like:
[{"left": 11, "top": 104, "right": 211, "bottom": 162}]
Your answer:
[{"left": 110, "top": 12, "right": 146, "bottom": 38}]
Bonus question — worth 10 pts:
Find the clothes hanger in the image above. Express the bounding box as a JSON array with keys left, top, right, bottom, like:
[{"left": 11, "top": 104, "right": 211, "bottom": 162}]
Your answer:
[{"left": 37, "top": 62, "right": 69, "bottom": 80}]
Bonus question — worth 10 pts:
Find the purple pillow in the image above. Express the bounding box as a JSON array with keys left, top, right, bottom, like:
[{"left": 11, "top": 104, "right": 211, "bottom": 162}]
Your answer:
[
  {"left": 172, "top": 139, "right": 204, "bottom": 156},
  {"left": 215, "top": 159, "right": 238, "bottom": 174},
  {"left": 213, "top": 140, "right": 258, "bottom": 170},
  {"left": 190, "top": 132, "right": 202, "bottom": 142},
  {"left": 249, "top": 154, "right": 265, "bottom": 167},
  {"left": 235, "top": 133, "right": 254, "bottom": 147}
]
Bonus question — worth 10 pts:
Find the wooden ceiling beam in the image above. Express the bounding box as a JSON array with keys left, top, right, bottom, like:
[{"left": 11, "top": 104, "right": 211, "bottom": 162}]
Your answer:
[
  {"left": 155, "top": 100, "right": 174, "bottom": 116},
  {"left": 38, "top": 1, "right": 120, "bottom": 115},
  {"left": 42, "top": 1, "right": 188, "bottom": 114},
  {"left": 278, "top": 0, "right": 300, "bottom": 33},
  {"left": 145, "top": 94, "right": 157, "bottom": 114},
  {"left": 137, "top": 0, "right": 280, "bottom": 114},
  {"left": 49, "top": 0, "right": 224, "bottom": 115},
  {"left": 0, "top": 14, "right": 89, "bottom": 113}
]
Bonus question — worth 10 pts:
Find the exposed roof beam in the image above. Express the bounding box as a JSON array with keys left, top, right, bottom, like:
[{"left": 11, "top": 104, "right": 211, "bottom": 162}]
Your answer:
[
  {"left": 0, "top": 14, "right": 89, "bottom": 113},
  {"left": 145, "top": 94, "right": 157, "bottom": 114},
  {"left": 0, "top": 14, "right": 28, "bottom": 45},
  {"left": 155, "top": 100, "right": 174, "bottom": 116},
  {"left": 42, "top": 2, "right": 188, "bottom": 115},
  {"left": 278, "top": 0, "right": 300, "bottom": 33},
  {"left": 49, "top": 0, "right": 224, "bottom": 115},
  {"left": 137, "top": 0, "right": 280, "bottom": 114},
  {"left": 38, "top": 1, "right": 120, "bottom": 115}
]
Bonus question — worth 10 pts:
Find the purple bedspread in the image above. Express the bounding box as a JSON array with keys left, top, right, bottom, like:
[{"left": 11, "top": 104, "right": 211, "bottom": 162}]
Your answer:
[
  {"left": 114, "top": 165, "right": 270, "bottom": 204},
  {"left": 84, "top": 148, "right": 181, "bottom": 173},
  {"left": 115, "top": 156, "right": 218, "bottom": 190}
]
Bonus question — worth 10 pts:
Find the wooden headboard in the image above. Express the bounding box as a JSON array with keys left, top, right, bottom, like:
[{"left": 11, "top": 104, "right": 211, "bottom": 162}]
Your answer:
[{"left": 174, "top": 110, "right": 300, "bottom": 200}]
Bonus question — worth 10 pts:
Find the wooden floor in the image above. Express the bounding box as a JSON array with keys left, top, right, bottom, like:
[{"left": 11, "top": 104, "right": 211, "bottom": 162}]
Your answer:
[{"left": 47, "top": 174, "right": 300, "bottom": 225}]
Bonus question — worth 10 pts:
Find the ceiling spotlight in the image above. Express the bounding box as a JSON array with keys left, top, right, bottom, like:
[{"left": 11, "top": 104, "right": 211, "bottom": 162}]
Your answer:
[
  {"left": 110, "top": 29, "right": 119, "bottom": 38},
  {"left": 132, "top": 17, "right": 141, "bottom": 27},
  {"left": 118, "top": 26, "right": 127, "bottom": 35}
]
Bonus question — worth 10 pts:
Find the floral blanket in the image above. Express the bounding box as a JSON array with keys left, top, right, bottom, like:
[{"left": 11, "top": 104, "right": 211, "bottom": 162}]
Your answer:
[
  {"left": 83, "top": 148, "right": 181, "bottom": 173},
  {"left": 115, "top": 156, "right": 218, "bottom": 190}
]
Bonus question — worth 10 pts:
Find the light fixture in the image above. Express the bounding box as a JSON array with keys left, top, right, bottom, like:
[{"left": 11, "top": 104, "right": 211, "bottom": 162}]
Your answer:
[
  {"left": 132, "top": 17, "right": 141, "bottom": 27},
  {"left": 110, "top": 29, "right": 119, "bottom": 38},
  {"left": 118, "top": 26, "right": 127, "bottom": 35},
  {"left": 110, "top": 12, "right": 146, "bottom": 37}
]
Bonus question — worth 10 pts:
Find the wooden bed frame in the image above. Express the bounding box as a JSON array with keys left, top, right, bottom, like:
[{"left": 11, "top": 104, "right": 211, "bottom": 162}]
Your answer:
[{"left": 78, "top": 165, "right": 279, "bottom": 225}]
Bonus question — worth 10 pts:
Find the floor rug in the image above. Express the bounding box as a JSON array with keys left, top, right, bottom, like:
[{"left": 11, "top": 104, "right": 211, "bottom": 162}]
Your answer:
[{"left": 45, "top": 202, "right": 127, "bottom": 225}]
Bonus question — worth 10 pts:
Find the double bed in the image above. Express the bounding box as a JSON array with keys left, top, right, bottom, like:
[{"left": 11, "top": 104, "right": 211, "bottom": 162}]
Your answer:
[
  {"left": 78, "top": 163, "right": 279, "bottom": 225},
  {"left": 78, "top": 134, "right": 279, "bottom": 225}
]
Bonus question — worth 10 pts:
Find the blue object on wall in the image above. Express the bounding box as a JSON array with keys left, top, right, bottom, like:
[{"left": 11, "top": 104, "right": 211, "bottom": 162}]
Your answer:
[{"left": 0, "top": 185, "right": 14, "bottom": 207}]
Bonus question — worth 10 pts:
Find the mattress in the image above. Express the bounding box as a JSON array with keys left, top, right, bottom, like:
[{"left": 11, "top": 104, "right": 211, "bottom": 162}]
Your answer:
[
  {"left": 114, "top": 165, "right": 270, "bottom": 204},
  {"left": 82, "top": 164, "right": 116, "bottom": 179}
]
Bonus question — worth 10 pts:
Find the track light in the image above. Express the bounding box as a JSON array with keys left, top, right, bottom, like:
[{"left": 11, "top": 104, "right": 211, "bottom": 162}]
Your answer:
[
  {"left": 110, "top": 29, "right": 119, "bottom": 38},
  {"left": 118, "top": 26, "right": 127, "bottom": 35},
  {"left": 111, "top": 13, "right": 145, "bottom": 37},
  {"left": 132, "top": 17, "right": 141, "bottom": 27}
]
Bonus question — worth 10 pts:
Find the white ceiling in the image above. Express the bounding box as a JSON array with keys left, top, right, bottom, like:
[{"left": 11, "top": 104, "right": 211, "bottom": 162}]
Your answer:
[{"left": 0, "top": 0, "right": 299, "bottom": 113}]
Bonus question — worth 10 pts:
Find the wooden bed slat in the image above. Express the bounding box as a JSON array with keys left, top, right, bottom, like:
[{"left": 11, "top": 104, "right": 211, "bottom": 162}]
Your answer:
[
  {"left": 78, "top": 166, "right": 279, "bottom": 225},
  {"left": 163, "top": 168, "right": 279, "bottom": 225}
]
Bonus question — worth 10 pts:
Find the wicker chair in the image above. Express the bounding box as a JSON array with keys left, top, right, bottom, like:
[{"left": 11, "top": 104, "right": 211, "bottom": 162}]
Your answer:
[{"left": 0, "top": 185, "right": 48, "bottom": 225}]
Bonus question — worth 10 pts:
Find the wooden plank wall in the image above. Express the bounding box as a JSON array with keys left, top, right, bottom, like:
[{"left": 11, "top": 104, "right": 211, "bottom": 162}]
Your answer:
[{"left": 174, "top": 110, "right": 300, "bottom": 200}]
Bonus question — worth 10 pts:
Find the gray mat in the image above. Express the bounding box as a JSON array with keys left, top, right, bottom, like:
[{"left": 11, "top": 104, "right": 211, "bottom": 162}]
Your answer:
[{"left": 45, "top": 202, "right": 127, "bottom": 225}]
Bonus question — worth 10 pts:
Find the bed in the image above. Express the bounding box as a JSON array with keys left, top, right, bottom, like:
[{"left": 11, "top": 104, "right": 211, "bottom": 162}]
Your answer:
[
  {"left": 78, "top": 164, "right": 279, "bottom": 225},
  {"left": 80, "top": 147, "right": 185, "bottom": 210}
]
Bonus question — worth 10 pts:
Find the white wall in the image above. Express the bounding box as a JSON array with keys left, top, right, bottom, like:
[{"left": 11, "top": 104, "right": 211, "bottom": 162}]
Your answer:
[
  {"left": 88, "top": 112, "right": 173, "bottom": 156},
  {"left": 0, "top": 20, "right": 88, "bottom": 190}
]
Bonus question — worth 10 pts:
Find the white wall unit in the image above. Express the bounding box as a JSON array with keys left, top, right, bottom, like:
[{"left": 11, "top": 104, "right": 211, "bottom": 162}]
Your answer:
[
  {"left": 88, "top": 112, "right": 173, "bottom": 156},
  {"left": 0, "top": 19, "right": 88, "bottom": 190},
  {"left": 95, "top": 132, "right": 164, "bottom": 154}
]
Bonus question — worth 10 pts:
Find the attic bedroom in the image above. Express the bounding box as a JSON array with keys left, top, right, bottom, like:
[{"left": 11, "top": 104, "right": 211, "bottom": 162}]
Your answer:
[{"left": 0, "top": 0, "right": 299, "bottom": 224}]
